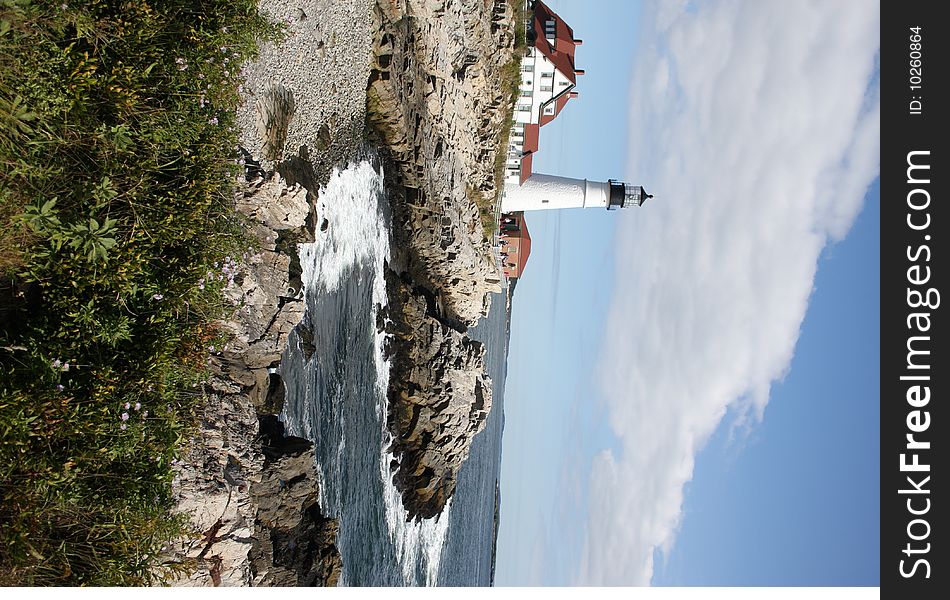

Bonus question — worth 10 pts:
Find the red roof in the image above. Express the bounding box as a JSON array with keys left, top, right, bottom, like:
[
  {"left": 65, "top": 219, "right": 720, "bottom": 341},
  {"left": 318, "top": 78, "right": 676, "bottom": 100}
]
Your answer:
[
  {"left": 532, "top": 1, "right": 579, "bottom": 126},
  {"left": 533, "top": 1, "right": 578, "bottom": 84},
  {"left": 519, "top": 153, "right": 534, "bottom": 184},
  {"left": 540, "top": 93, "right": 571, "bottom": 126},
  {"left": 515, "top": 216, "right": 531, "bottom": 277},
  {"left": 501, "top": 213, "right": 532, "bottom": 279},
  {"left": 523, "top": 123, "right": 540, "bottom": 152}
]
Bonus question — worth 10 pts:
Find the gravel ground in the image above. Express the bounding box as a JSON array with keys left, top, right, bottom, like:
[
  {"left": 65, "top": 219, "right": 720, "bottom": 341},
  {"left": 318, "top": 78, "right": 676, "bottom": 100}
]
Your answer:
[{"left": 237, "top": 0, "right": 377, "bottom": 185}]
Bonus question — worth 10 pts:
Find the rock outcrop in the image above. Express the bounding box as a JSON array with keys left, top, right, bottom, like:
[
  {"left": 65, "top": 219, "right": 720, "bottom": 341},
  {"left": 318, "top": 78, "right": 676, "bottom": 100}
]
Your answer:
[
  {"left": 162, "top": 0, "right": 386, "bottom": 585},
  {"left": 163, "top": 175, "right": 340, "bottom": 587},
  {"left": 366, "top": 0, "right": 517, "bottom": 520},
  {"left": 250, "top": 416, "right": 342, "bottom": 587},
  {"left": 368, "top": 0, "right": 513, "bottom": 326},
  {"left": 383, "top": 273, "right": 493, "bottom": 519}
]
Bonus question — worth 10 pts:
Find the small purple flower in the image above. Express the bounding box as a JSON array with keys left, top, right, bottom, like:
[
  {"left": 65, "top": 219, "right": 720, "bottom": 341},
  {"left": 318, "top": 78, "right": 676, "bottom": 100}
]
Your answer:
[
  {"left": 51, "top": 358, "right": 62, "bottom": 369},
  {"left": 142, "top": 410, "right": 149, "bottom": 418},
  {"left": 61, "top": 362, "right": 70, "bottom": 372},
  {"left": 208, "top": 117, "right": 218, "bottom": 126},
  {"left": 121, "top": 412, "right": 129, "bottom": 421},
  {"left": 209, "top": 345, "right": 215, "bottom": 353},
  {"left": 56, "top": 384, "right": 65, "bottom": 392},
  {"left": 153, "top": 293, "right": 163, "bottom": 300},
  {"left": 120, "top": 423, "right": 127, "bottom": 431},
  {"left": 134, "top": 402, "right": 141, "bottom": 411}
]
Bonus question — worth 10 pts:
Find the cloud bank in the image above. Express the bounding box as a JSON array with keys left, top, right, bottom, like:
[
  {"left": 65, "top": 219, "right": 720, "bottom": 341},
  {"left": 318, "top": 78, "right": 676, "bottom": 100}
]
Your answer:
[{"left": 580, "top": 0, "right": 880, "bottom": 585}]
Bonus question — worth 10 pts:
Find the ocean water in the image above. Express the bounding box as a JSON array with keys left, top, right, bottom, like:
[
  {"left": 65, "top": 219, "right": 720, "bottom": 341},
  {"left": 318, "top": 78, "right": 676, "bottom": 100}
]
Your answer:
[{"left": 279, "top": 156, "right": 508, "bottom": 586}]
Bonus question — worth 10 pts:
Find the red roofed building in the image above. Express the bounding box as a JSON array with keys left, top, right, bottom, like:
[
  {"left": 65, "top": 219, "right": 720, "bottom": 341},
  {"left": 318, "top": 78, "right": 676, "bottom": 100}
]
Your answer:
[
  {"left": 496, "top": 2, "right": 656, "bottom": 282},
  {"left": 499, "top": 212, "right": 531, "bottom": 280},
  {"left": 504, "top": 0, "right": 584, "bottom": 185}
]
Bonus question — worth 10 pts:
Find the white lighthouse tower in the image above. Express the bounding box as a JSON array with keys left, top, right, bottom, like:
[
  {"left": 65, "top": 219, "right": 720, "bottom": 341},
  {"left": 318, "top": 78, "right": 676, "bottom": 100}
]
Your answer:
[{"left": 501, "top": 175, "right": 652, "bottom": 212}]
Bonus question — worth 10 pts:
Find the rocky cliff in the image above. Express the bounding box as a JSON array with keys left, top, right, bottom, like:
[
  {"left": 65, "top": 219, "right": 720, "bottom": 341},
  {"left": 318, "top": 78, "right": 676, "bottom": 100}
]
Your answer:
[
  {"left": 383, "top": 272, "right": 492, "bottom": 519},
  {"left": 163, "top": 175, "right": 341, "bottom": 587},
  {"left": 367, "top": 0, "right": 516, "bottom": 519},
  {"left": 166, "top": 0, "right": 519, "bottom": 575},
  {"left": 161, "top": 0, "right": 385, "bottom": 585},
  {"left": 368, "top": 0, "right": 512, "bottom": 325}
]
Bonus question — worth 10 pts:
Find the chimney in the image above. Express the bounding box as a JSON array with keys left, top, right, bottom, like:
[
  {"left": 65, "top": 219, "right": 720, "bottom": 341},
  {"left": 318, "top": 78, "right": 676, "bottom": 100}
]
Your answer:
[
  {"left": 575, "top": 69, "right": 585, "bottom": 76},
  {"left": 574, "top": 39, "right": 583, "bottom": 46},
  {"left": 569, "top": 91, "right": 579, "bottom": 99}
]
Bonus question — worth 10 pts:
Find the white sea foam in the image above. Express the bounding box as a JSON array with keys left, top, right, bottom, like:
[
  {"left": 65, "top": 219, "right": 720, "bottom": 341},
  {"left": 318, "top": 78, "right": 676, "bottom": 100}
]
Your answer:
[
  {"left": 296, "top": 159, "right": 450, "bottom": 586},
  {"left": 376, "top": 339, "right": 453, "bottom": 586}
]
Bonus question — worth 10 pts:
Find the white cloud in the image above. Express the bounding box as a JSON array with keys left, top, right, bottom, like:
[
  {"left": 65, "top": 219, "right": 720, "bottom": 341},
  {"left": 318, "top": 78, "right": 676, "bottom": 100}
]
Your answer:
[{"left": 580, "top": 0, "right": 880, "bottom": 585}]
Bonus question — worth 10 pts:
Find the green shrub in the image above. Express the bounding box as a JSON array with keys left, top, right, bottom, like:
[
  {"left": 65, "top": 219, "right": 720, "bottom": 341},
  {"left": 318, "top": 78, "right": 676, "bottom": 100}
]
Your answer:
[{"left": 0, "top": 0, "right": 277, "bottom": 585}]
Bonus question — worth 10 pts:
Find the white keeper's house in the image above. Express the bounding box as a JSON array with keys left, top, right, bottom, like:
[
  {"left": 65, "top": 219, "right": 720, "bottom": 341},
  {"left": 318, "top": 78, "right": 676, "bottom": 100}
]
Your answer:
[
  {"left": 504, "top": 0, "right": 584, "bottom": 187},
  {"left": 497, "top": 1, "right": 654, "bottom": 280}
]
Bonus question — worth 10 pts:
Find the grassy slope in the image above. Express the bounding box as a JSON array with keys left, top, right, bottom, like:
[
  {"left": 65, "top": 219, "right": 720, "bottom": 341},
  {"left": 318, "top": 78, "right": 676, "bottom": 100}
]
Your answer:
[
  {"left": 479, "top": 0, "right": 528, "bottom": 241},
  {"left": 0, "top": 0, "right": 275, "bottom": 585}
]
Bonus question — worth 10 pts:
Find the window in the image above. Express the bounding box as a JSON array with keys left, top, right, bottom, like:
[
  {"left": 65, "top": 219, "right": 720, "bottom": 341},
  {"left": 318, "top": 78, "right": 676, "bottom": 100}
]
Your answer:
[
  {"left": 560, "top": 81, "right": 569, "bottom": 86},
  {"left": 541, "top": 85, "right": 552, "bottom": 92},
  {"left": 520, "top": 90, "right": 532, "bottom": 97},
  {"left": 518, "top": 104, "right": 531, "bottom": 112},
  {"left": 521, "top": 64, "right": 533, "bottom": 72},
  {"left": 543, "top": 105, "right": 555, "bottom": 115},
  {"left": 541, "top": 72, "right": 553, "bottom": 78}
]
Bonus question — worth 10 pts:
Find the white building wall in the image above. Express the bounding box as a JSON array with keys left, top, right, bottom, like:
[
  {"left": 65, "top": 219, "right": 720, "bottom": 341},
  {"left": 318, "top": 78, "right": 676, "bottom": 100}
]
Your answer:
[
  {"left": 501, "top": 175, "right": 611, "bottom": 212},
  {"left": 514, "top": 48, "right": 560, "bottom": 125},
  {"left": 504, "top": 42, "right": 575, "bottom": 185}
]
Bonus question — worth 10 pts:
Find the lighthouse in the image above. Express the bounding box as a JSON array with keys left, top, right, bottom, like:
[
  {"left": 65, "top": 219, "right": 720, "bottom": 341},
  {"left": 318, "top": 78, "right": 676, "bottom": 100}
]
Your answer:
[
  {"left": 496, "top": 1, "right": 654, "bottom": 280},
  {"left": 501, "top": 175, "right": 651, "bottom": 212},
  {"left": 499, "top": 2, "right": 652, "bottom": 214}
]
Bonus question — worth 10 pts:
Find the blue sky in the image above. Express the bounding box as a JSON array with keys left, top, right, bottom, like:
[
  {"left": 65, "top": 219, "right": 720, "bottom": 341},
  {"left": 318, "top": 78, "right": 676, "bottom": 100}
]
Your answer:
[{"left": 495, "top": 0, "right": 880, "bottom": 586}]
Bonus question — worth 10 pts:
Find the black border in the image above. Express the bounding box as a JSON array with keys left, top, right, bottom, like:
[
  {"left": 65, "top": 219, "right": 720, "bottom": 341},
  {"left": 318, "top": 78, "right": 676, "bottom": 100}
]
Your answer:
[{"left": 881, "top": 3, "right": 946, "bottom": 596}]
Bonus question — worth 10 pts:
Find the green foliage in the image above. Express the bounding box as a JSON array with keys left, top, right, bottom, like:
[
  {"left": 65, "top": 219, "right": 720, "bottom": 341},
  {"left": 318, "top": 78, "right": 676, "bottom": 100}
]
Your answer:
[
  {"left": 0, "top": 0, "right": 277, "bottom": 586},
  {"left": 469, "top": 184, "right": 497, "bottom": 244},
  {"left": 488, "top": 1, "right": 531, "bottom": 219}
]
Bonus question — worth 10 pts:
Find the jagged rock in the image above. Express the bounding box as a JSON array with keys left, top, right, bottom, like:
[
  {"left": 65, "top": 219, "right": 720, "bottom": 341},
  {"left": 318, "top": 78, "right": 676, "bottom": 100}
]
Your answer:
[
  {"left": 384, "top": 272, "right": 492, "bottom": 519},
  {"left": 367, "top": 0, "right": 517, "bottom": 521},
  {"left": 163, "top": 173, "right": 340, "bottom": 587},
  {"left": 368, "top": 0, "right": 510, "bottom": 326},
  {"left": 250, "top": 417, "right": 342, "bottom": 587}
]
